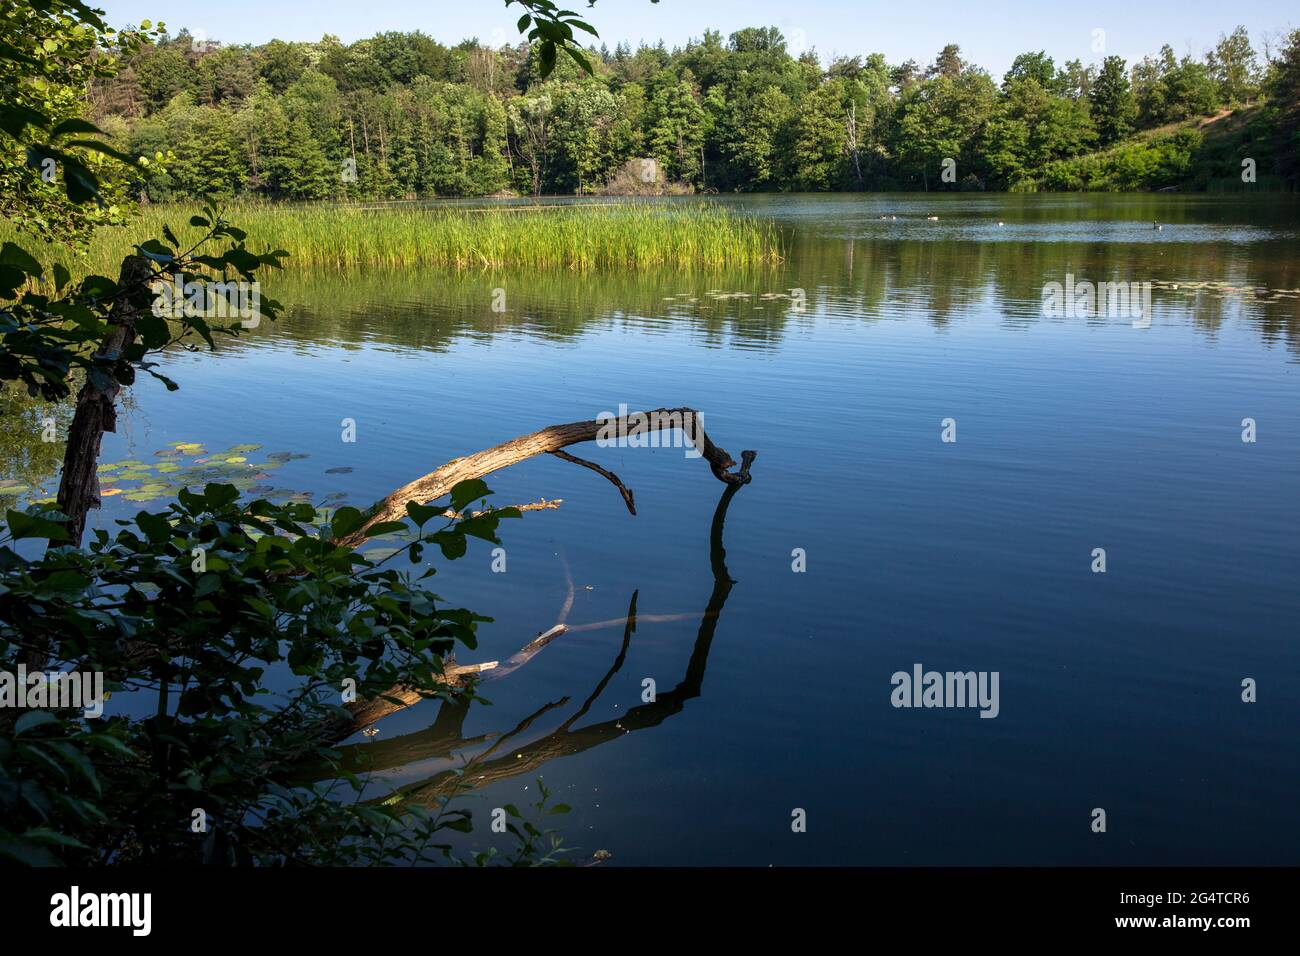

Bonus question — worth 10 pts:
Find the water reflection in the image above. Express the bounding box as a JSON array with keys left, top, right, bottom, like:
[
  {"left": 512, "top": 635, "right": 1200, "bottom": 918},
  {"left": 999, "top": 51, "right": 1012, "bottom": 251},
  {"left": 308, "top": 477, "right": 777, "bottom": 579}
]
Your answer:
[
  {"left": 335, "top": 474, "right": 749, "bottom": 812},
  {"left": 242, "top": 216, "right": 1300, "bottom": 357}
]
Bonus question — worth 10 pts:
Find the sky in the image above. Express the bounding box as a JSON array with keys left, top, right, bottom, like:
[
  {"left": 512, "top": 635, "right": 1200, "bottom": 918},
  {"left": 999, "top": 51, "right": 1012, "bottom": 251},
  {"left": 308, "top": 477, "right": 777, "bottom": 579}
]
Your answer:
[{"left": 97, "top": 0, "right": 1297, "bottom": 78}]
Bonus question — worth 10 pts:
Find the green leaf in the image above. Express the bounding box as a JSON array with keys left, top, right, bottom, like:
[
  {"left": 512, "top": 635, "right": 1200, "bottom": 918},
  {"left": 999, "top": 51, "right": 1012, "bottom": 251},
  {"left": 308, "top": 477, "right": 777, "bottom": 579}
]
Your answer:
[
  {"left": 330, "top": 506, "right": 364, "bottom": 538},
  {"left": 14, "top": 710, "right": 59, "bottom": 736},
  {"left": 64, "top": 139, "right": 137, "bottom": 167},
  {"left": 51, "top": 118, "right": 102, "bottom": 137},
  {"left": 449, "top": 479, "right": 490, "bottom": 514},
  {"left": 566, "top": 47, "right": 592, "bottom": 74},
  {"left": 0, "top": 242, "right": 43, "bottom": 277},
  {"left": 0, "top": 837, "right": 61, "bottom": 867},
  {"left": 47, "top": 741, "right": 101, "bottom": 795},
  {"left": 60, "top": 157, "right": 101, "bottom": 204},
  {"left": 0, "top": 103, "right": 49, "bottom": 138},
  {"left": 431, "top": 530, "right": 467, "bottom": 561},
  {"left": 22, "top": 828, "right": 90, "bottom": 850},
  {"left": 539, "top": 41, "right": 557, "bottom": 77},
  {"left": 134, "top": 510, "right": 172, "bottom": 544},
  {"left": 405, "top": 501, "right": 446, "bottom": 527},
  {"left": 202, "top": 483, "right": 240, "bottom": 509},
  {"left": 5, "top": 509, "right": 69, "bottom": 541}
]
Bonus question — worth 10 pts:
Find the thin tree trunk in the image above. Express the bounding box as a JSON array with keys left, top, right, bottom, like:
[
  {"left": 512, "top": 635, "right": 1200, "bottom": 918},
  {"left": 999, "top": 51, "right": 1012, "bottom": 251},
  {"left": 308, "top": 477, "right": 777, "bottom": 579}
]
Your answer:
[{"left": 56, "top": 255, "right": 153, "bottom": 547}]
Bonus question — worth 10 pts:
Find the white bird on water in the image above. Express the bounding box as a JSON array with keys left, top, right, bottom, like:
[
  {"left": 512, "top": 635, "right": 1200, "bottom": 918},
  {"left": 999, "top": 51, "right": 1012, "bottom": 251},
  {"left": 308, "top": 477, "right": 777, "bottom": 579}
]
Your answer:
[{"left": 1153, "top": 221, "right": 1163, "bottom": 231}]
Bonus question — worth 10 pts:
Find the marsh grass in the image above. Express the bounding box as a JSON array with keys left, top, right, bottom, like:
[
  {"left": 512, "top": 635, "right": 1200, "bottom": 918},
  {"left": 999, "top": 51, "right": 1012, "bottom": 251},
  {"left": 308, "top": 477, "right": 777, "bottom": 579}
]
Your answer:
[{"left": 9, "top": 201, "right": 783, "bottom": 278}]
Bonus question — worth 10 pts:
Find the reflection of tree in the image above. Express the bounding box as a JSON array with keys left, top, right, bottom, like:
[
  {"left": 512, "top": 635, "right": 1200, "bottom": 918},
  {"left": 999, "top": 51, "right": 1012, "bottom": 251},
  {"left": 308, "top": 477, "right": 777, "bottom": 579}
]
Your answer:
[
  {"left": 0, "top": 389, "right": 69, "bottom": 500},
  {"left": 223, "top": 229, "right": 1300, "bottom": 357},
  {"left": 336, "top": 468, "right": 752, "bottom": 809}
]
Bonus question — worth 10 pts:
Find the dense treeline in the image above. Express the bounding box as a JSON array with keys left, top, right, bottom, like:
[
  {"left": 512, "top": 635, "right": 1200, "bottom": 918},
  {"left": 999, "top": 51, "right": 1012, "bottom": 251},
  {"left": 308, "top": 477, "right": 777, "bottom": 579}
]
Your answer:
[{"left": 89, "top": 24, "right": 1300, "bottom": 199}]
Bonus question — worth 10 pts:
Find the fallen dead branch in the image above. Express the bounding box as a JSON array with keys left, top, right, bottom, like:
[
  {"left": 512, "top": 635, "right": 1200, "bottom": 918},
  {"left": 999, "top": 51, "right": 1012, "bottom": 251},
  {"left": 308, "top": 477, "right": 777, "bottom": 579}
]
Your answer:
[
  {"left": 337, "top": 407, "right": 754, "bottom": 547},
  {"left": 330, "top": 423, "right": 753, "bottom": 741},
  {"left": 446, "top": 498, "right": 563, "bottom": 520}
]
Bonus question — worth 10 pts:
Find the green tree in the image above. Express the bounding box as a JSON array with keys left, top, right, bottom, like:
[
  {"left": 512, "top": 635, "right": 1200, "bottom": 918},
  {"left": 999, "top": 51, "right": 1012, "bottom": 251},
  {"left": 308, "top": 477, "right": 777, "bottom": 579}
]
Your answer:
[
  {"left": 892, "top": 64, "right": 997, "bottom": 189},
  {"left": 257, "top": 39, "right": 310, "bottom": 93},
  {"left": 1264, "top": 29, "right": 1300, "bottom": 186},
  {"left": 0, "top": 0, "right": 156, "bottom": 243},
  {"left": 719, "top": 84, "right": 791, "bottom": 190},
  {"left": 647, "top": 74, "right": 705, "bottom": 184},
  {"left": 1090, "top": 55, "right": 1135, "bottom": 146},
  {"left": 1209, "top": 27, "right": 1259, "bottom": 105},
  {"left": 791, "top": 80, "right": 854, "bottom": 190}
]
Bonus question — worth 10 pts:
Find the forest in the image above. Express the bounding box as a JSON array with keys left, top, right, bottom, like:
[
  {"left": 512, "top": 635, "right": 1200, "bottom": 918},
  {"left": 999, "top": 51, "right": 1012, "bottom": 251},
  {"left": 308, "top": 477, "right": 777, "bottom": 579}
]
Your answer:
[{"left": 87, "top": 23, "right": 1300, "bottom": 201}]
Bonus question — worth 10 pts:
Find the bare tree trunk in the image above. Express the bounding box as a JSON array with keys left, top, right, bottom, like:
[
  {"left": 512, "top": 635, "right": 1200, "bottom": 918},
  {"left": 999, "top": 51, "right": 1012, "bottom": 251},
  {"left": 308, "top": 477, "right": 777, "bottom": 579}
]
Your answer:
[
  {"left": 847, "top": 102, "right": 864, "bottom": 185},
  {"left": 56, "top": 255, "right": 153, "bottom": 547}
]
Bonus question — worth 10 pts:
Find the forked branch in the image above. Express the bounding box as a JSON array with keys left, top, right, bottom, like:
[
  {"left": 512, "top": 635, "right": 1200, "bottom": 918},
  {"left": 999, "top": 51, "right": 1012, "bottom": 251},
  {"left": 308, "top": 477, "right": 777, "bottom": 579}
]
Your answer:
[{"left": 337, "top": 407, "right": 753, "bottom": 547}]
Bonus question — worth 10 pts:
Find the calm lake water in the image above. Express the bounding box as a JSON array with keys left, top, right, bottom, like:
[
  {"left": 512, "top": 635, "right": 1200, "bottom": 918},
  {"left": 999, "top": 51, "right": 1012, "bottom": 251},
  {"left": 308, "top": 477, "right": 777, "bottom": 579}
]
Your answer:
[{"left": 20, "top": 193, "right": 1300, "bottom": 864}]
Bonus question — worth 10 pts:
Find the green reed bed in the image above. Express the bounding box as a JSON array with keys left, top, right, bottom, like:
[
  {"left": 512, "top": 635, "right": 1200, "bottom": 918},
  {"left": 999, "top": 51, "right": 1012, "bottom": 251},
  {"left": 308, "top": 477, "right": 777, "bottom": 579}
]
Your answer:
[{"left": 10, "top": 202, "right": 783, "bottom": 278}]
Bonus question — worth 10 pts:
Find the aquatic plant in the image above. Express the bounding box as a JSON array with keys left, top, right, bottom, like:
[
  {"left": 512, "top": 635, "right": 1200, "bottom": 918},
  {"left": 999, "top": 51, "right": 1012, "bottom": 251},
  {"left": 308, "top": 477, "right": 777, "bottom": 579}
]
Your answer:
[{"left": 4, "top": 202, "right": 784, "bottom": 279}]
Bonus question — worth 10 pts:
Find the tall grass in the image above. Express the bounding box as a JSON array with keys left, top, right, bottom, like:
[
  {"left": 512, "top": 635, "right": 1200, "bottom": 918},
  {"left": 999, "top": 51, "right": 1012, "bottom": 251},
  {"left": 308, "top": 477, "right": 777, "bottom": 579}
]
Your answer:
[{"left": 7, "top": 201, "right": 783, "bottom": 278}]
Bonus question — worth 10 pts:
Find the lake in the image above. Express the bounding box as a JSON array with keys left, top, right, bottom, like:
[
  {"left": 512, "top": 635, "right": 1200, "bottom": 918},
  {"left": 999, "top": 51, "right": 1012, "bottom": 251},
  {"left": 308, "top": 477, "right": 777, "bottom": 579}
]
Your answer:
[{"left": 25, "top": 193, "right": 1300, "bottom": 865}]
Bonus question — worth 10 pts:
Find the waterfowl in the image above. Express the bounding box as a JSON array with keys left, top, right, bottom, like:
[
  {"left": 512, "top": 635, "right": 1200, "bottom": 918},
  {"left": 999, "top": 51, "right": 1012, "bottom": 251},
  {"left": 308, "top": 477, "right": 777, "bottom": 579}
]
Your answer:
[
  {"left": 926, "top": 215, "right": 939, "bottom": 221},
  {"left": 1153, "top": 221, "right": 1162, "bottom": 231}
]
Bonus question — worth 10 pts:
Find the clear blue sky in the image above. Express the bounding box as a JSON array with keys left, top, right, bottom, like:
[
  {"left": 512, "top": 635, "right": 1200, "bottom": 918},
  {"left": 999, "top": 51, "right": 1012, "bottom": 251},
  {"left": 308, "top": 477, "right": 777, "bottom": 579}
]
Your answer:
[{"left": 99, "top": 0, "right": 1296, "bottom": 77}]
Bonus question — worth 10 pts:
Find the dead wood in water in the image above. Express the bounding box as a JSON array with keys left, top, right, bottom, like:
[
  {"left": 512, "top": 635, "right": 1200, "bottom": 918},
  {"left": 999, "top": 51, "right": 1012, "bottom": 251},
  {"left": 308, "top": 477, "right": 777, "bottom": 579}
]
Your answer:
[
  {"left": 337, "top": 407, "right": 755, "bottom": 547},
  {"left": 327, "top": 420, "right": 755, "bottom": 744},
  {"left": 341, "top": 471, "right": 751, "bottom": 802}
]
